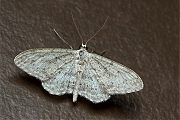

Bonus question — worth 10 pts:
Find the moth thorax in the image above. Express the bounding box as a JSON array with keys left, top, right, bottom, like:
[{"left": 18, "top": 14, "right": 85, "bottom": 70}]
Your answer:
[{"left": 79, "top": 51, "right": 84, "bottom": 56}]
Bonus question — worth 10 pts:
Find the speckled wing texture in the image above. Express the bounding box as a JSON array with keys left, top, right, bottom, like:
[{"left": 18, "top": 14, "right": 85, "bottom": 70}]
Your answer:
[
  {"left": 78, "top": 53, "right": 143, "bottom": 103},
  {"left": 88, "top": 53, "right": 143, "bottom": 95},
  {"left": 78, "top": 60, "right": 111, "bottom": 103},
  {"left": 14, "top": 48, "right": 77, "bottom": 95},
  {"left": 14, "top": 48, "right": 143, "bottom": 103}
]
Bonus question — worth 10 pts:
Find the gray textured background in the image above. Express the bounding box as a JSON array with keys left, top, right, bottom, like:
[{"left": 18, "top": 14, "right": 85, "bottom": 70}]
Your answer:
[{"left": 0, "top": 0, "right": 179, "bottom": 119}]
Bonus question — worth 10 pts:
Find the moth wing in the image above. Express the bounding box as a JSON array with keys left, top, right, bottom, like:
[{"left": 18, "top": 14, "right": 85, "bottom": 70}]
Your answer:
[
  {"left": 14, "top": 48, "right": 76, "bottom": 81},
  {"left": 41, "top": 59, "right": 77, "bottom": 95},
  {"left": 78, "top": 61, "right": 110, "bottom": 103},
  {"left": 89, "top": 53, "right": 143, "bottom": 95}
]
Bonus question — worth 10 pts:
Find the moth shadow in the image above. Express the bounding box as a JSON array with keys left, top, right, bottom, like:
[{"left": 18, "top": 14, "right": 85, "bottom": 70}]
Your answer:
[
  {"left": 78, "top": 94, "right": 142, "bottom": 118},
  {"left": 20, "top": 73, "right": 42, "bottom": 86},
  {"left": 16, "top": 73, "right": 70, "bottom": 103},
  {"left": 14, "top": 73, "right": 142, "bottom": 117}
]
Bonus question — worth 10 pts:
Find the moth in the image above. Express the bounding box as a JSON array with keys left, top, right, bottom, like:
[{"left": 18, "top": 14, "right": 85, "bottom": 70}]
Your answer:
[{"left": 14, "top": 13, "right": 143, "bottom": 103}]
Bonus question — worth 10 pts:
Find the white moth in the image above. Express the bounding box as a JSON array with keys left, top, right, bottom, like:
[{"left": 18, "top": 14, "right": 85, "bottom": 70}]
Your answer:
[{"left": 14, "top": 13, "right": 143, "bottom": 103}]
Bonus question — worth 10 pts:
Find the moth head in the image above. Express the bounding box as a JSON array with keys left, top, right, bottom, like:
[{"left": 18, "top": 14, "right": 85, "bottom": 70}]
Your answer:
[
  {"left": 79, "top": 43, "right": 88, "bottom": 50},
  {"left": 78, "top": 44, "right": 89, "bottom": 58}
]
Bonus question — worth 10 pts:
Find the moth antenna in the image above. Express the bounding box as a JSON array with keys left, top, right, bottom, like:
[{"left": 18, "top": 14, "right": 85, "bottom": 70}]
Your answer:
[
  {"left": 54, "top": 29, "right": 73, "bottom": 49},
  {"left": 85, "top": 16, "right": 109, "bottom": 46},
  {"left": 71, "top": 12, "right": 85, "bottom": 46}
]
